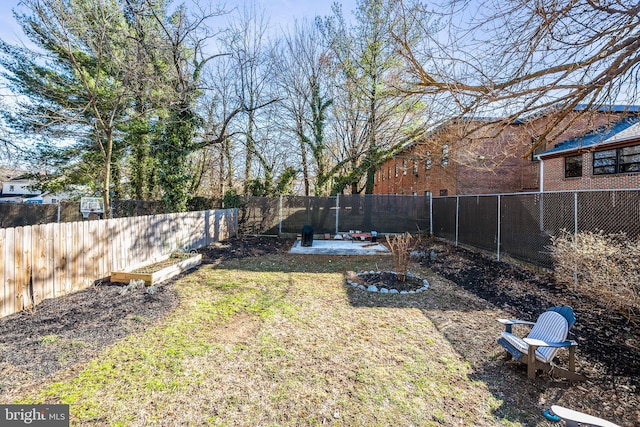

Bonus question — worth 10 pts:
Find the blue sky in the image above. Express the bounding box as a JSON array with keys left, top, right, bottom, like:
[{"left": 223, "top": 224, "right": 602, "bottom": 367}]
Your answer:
[{"left": 0, "top": 0, "right": 358, "bottom": 45}]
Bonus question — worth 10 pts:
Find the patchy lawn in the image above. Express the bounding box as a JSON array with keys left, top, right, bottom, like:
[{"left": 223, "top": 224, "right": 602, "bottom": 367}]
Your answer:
[{"left": 0, "top": 236, "right": 637, "bottom": 426}]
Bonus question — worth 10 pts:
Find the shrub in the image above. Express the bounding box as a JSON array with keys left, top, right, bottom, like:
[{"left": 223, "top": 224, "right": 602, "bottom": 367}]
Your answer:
[
  {"left": 550, "top": 230, "right": 639, "bottom": 324},
  {"left": 386, "top": 233, "right": 419, "bottom": 282}
]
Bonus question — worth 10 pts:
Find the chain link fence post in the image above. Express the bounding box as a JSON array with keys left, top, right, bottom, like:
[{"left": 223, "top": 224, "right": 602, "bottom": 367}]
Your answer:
[
  {"left": 335, "top": 194, "right": 340, "bottom": 235},
  {"left": 455, "top": 195, "right": 460, "bottom": 247},
  {"left": 497, "top": 194, "right": 501, "bottom": 261},
  {"left": 278, "top": 195, "right": 283, "bottom": 236},
  {"left": 429, "top": 192, "right": 433, "bottom": 235}
]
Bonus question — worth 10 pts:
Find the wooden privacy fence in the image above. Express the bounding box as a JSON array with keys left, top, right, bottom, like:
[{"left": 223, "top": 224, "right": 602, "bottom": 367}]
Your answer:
[{"left": 0, "top": 208, "right": 238, "bottom": 318}]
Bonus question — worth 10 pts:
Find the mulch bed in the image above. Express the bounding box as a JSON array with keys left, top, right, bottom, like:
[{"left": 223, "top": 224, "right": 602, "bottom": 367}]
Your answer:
[
  {"left": 346, "top": 271, "right": 427, "bottom": 292},
  {"left": 412, "top": 239, "right": 639, "bottom": 426},
  {"left": 416, "top": 240, "right": 640, "bottom": 389}
]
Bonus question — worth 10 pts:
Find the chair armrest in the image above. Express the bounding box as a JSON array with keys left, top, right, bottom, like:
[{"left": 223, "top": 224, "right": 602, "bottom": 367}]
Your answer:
[
  {"left": 498, "top": 318, "right": 535, "bottom": 333},
  {"left": 497, "top": 318, "right": 535, "bottom": 326},
  {"left": 523, "top": 338, "right": 578, "bottom": 348}
]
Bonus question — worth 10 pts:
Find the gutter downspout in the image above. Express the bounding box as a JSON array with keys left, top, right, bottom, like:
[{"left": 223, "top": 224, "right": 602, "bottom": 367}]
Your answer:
[{"left": 537, "top": 156, "right": 544, "bottom": 193}]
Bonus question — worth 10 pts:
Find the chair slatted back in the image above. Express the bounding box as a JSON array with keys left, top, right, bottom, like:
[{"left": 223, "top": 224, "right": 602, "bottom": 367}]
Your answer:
[
  {"left": 549, "top": 305, "right": 576, "bottom": 330},
  {"left": 528, "top": 311, "right": 570, "bottom": 363}
]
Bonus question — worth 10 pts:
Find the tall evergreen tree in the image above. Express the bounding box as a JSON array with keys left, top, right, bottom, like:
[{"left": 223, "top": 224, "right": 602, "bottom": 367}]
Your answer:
[{"left": 0, "top": 0, "right": 144, "bottom": 216}]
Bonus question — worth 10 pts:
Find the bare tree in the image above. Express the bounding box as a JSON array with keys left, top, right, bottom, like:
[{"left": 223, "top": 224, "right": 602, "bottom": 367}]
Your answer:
[
  {"left": 395, "top": 0, "right": 640, "bottom": 150},
  {"left": 319, "top": 0, "right": 429, "bottom": 196},
  {"left": 277, "top": 19, "right": 334, "bottom": 196},
  {"left": 221, "top": 2, "right": 282, "bottom": 195}
]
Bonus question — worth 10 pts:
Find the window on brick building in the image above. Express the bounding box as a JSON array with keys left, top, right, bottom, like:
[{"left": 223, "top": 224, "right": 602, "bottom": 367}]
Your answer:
[
  {"left": 439, "top": 189, "right": 448, "bottom": 196},
  {"left": 402, "top": 159, "right": 407, "bottom": 175},
  {"left": 565, "top": 154, "right": 582, "bottom": 178},
  {"left": 413, "top": 159, "right": 418, "bottom": 174},
  {"left": 441, "top": 144, "right": 449, "bottom": 166},
  {"left": 530, "top": 137, "right": 545, "bottom": 161},
  {"left": 394, "top": 164, "right": 398, "bottom": 177},
  {"left": 388, "top": 166, "right": 391, "bottom": 179},
  {"left": 425, "top": 151, "right": 432, "bottom": 170},
  {"left": 593, "top": 144, "right": 640, "bottom": 175}
]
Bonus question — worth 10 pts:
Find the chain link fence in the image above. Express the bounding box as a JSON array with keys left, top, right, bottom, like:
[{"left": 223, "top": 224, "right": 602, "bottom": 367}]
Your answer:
[
  {"left": 433, "top": 190, "right": 640, "bottom": 268},
  {"left": 238, "top": 195, "right": 430, "bottom": 236},
  {"left": 6, "top": 190, "right": 622, "bottom": 270}
]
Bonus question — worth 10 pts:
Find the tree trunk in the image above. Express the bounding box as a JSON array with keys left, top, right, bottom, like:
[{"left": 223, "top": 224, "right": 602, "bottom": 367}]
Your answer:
[
  {"left": 103, "top": 131, "right": 113, "bottom": 219},
  {"left": 244, "top": 110, "right": 255, "bottom": 195}
]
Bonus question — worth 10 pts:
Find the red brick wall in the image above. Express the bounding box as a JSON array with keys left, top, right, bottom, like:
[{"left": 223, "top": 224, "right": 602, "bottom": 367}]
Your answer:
[
  {"left": 374, "top": 152, "right": 458, "bottom": 196},
  {"left": 543, "top": 151, "right": 640, "bottom": 191},
  {"left": 374, "top": 111, "right": 634, "bottom": 196}
]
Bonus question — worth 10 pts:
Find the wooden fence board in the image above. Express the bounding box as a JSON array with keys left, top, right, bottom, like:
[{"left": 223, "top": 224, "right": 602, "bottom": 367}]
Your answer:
[
  {"left": 4, "top": 228, "right": 15, "bottom": 316},
  {"left": 64, "top": 222, "right": 73, "bottom": 294},
  {"left": 0, "top": 209, "right": 237, "bottom": 317},
  {"left": 73, "top": 221, "right": 83, "bottom": 291},
  {"left": 52, "top": 222, "right": 61, "bottom": 298},
  {"left": 87, "top": 220, "right": 99, "bottom": 282},
  {"left": 100, "top": 220, "right": 108, "bottom": 278},
  {"left": 13, "top": 227, "right": 26, "bottom": 312},
  {"left": 32, "top": 224, "right": 46, "bottom": 303},
  {"left": 42, "top": 224, "right": 53, "bottom": 300}
]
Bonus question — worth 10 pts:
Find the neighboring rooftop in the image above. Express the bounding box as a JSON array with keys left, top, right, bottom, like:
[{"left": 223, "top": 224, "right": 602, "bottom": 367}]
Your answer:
[{"left": 537, "top": 116, "right": 640, "bottom": 158}]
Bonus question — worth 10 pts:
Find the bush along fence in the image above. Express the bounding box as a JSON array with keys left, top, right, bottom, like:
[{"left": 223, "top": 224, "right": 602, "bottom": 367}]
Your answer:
[{"left": 0, "top": 209, "right": 238, "bottom": 318}]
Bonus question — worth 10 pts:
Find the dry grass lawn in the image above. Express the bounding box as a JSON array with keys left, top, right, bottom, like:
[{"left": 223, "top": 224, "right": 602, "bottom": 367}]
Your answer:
[{"left": 6, "top": 252, "right": 575, "bottom": 426}]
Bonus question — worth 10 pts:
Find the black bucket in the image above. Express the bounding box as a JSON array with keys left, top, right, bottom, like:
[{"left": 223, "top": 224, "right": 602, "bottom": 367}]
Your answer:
[{"left": 301, "top": 225, "right": 314, "bottom": 247}]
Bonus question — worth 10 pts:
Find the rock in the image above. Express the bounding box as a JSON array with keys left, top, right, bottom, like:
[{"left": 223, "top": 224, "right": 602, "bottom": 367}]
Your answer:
[
  {"left": 358, "top": 285, "right": 366, "bottom": 290},
  {"left": 145, "top": 285, "right": 158, "bottom": 295},
  {"left": 120, "top": 279, "right": 145, "bottom": 295},
  {"left": 380, "top": 288, "right": 389, "bottom": 293},
  {"left": 400, "top": 291, "right": 408, "bottom": 295},
  {"left": 367, "top": 285, "right": 378, "bottom": 292},
  {"left": 390, "top": 289, "right": 399, "bottom": 294}
]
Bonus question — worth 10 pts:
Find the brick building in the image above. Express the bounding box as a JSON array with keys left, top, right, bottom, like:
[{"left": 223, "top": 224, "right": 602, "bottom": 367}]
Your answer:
[
  {"left": 536, "top": 116, "right": 640, "bottom": 191},
  {"left": 373, "top": 106, "right": 639, "bottom": 196}
]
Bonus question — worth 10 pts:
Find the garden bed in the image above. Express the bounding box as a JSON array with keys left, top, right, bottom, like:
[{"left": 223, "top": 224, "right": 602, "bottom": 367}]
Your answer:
[{"left": 110, "top": 252, "right": 202, "bottom": 285}]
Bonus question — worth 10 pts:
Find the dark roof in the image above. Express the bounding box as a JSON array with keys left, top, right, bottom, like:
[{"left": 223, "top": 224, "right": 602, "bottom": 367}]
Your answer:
[
  {"left": 573, "top": 104, "right": 640, "bottom": 113},
  {"left": 537, "top": 116, "right": 640, "bottom": 158}
]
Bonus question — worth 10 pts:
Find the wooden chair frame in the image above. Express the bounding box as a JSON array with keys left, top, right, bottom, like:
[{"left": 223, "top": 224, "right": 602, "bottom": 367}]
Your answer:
[{"left": 497, "top": 306, "right": 585, "bottom": 381}]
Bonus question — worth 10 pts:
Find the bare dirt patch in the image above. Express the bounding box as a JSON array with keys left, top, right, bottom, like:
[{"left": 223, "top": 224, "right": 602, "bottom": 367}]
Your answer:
[{"left": 217, "top": 313, "right": 261, "bottom": 345}]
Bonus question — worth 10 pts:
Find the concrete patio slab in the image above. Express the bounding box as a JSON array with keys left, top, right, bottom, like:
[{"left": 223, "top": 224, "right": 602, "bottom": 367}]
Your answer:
[{"left": 289, "top": 239, "right": 391, "bottom": 255}]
